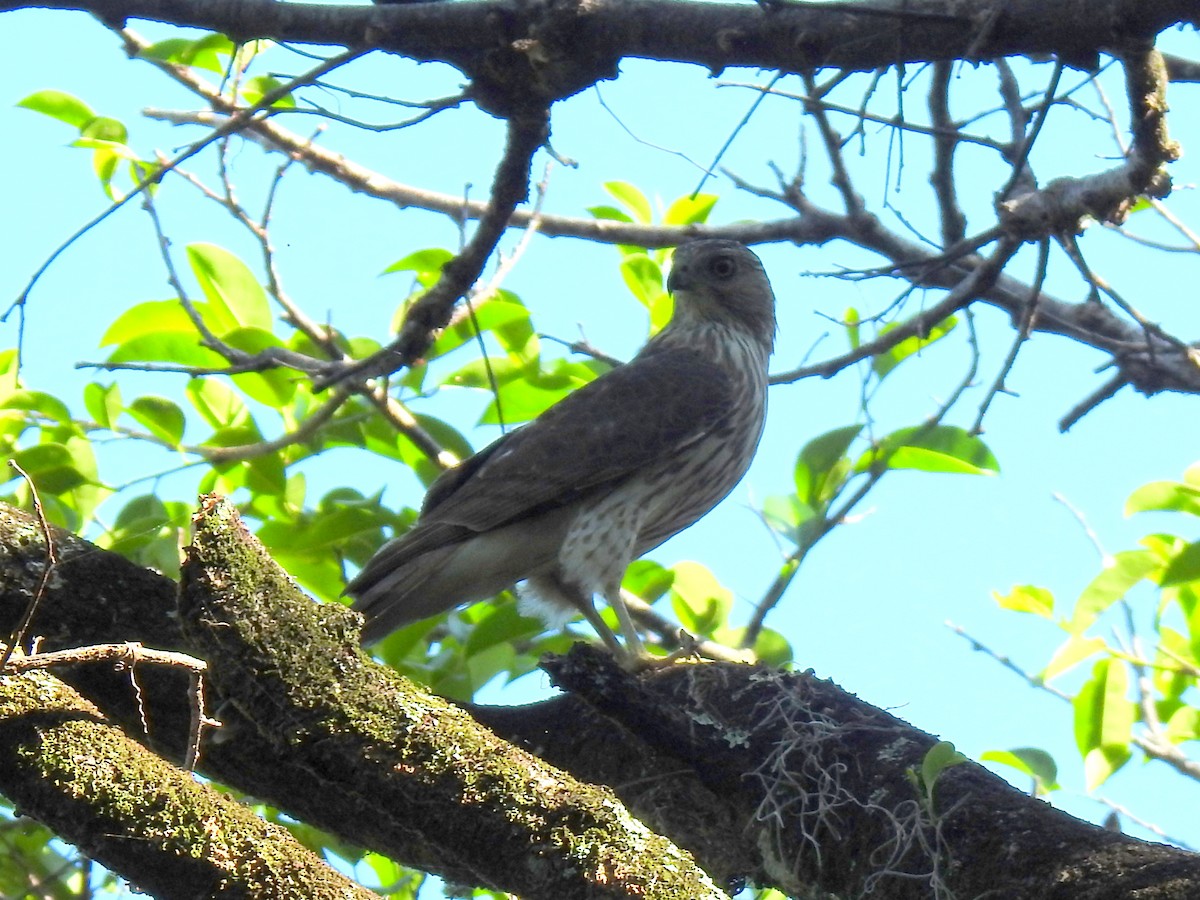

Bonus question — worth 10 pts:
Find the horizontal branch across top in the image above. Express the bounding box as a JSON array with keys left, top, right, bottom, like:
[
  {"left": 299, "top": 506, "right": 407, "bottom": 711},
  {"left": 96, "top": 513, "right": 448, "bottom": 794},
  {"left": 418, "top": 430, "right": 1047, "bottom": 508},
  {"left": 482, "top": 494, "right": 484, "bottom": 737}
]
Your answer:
[{"left": 8, "top": 0, "right": 1199, "bottom": 112}]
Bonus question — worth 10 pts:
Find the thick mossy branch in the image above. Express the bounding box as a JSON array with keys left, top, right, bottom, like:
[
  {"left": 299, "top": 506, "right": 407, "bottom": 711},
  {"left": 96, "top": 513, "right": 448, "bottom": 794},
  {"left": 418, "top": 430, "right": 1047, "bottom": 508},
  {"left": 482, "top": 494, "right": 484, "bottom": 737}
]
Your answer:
[
  {"left": 543, "top": 646, "right": 1200, "bottom": 900},
  {"left": 0, "top": 666, "right": 373, "bottom": 900},
  {"left": 4, "top": 501, "right": 1200, "bottom": 898},
  {"left": 178, "top": 495, "right": 727, "bottom": 900}
]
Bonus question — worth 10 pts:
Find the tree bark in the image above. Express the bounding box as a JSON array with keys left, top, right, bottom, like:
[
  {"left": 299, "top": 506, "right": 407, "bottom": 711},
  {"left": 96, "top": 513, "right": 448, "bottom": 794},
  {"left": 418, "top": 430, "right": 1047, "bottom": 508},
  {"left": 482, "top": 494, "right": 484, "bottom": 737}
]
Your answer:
[{"left": 2, "top": 500, "right": 1198, "bottom": 898}]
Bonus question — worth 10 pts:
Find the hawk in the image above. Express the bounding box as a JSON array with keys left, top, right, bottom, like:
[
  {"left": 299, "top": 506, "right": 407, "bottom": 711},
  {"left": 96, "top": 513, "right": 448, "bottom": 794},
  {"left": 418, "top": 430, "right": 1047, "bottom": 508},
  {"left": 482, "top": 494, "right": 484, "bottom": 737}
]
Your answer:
[{"left": 347, "top": 239, "right": 776, "bottom": 665}]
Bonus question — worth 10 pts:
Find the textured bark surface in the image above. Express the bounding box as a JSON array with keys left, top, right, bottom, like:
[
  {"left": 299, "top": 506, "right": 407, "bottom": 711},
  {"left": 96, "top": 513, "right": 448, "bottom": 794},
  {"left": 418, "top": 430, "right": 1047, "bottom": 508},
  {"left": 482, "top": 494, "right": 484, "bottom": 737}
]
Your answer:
[{"left": 2, "top": 501, "right": 1199, "bottom": 897}]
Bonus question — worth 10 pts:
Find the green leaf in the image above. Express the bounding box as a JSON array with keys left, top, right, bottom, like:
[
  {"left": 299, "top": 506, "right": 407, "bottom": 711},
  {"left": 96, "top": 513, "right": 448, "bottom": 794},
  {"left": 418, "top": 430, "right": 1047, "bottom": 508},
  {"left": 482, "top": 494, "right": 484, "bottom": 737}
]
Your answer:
[
  {"left": 1125, "top": 480, "right": 1200, "bottom": 517},
  {"left": 186, "top": 378, "right": 248, "bottom": 429},
  {"left": 1041, "top": 634, "right": 1106, "bottom": 682},
  {"left": 587, "top": 205, "right": 634, "bottom": 224},
  {"left": 623, "top": 560, "right": 675, "bottom": 603},
  {"left": 187, "top": 243, "right": 272, "bottom": 333},
  {"left": 620, "top": 254, "right": 665, "bottom": 309},
  {"left": 128, "top": 396, "right": 186, "bottom": 446},
  {"left": 83, "top": 382, "right": 122, "bottom": 429},
  {"left": 106, "top": 332, "right": 226, "bottom": 368},
  {"left": 1, "top": 390, "right": 72, "bottom": 425},
  {"left": 17, "top": 89, "right": 96, "bottom": 128},
  {"left": 871, "top": 316, "right": 957, "bottom": 379},
  {"left": 222, "top": 327, "right": 297, "bottom": 407},
  {"left": 465, "top": 603, "right": 544, "bottom": 656},
  {"left": 761, "top": 494, "right": 818, "bottom": 545},
  {"left": 426, "top": 295, "right": 532, "bottom": 361},
  {"left": 993, "top": 584, "right": 1054, "bottom": 618},
  {"left": 669, "top": 561, "right": 732, "bottom": 637},
  {"left": 981, "top": 748, "right": 1060, "bottom": 793},
  {"left": 205, "top": 426, "right": 287, "bottom": 496},
  {"left": 77, "top": 115, "right": 127, "bottom": 145},
  {"left": 797, "top": 425, "right": 862, "bottom": 499},
  {"left": 137, "top": 33, "right": 234, "bottom": 72},
  {"left": 1163, "top": 541, "right": 1200, "bottom": 587},
  {"left": 749, "top": 627, "right": 792, "bottom": 666},
  {"left": 1165, "top": 706, "right": 1200, "bottom": 743},
  {"left": 603, "top": 181, "right": 652, "bottom": 223},
  {"left": 844, "top": 307, "right": 861, "bottom": 351},
  {"left": 10, "top": 443, "right": 88, "bottom": 494},
  {"left": 1073, "top": 659, "right": 1134, "bottom": 789},
  {"left": 921, "top": 741, "right": 967, "bottom": 794},
  {"left": 1068, "top": 549, "right": 1158, "bottom": 633},
  {"left": 382, "top": 248, "right": 453, "bottom": 286},
  {"left": 100, "top": 299, "right": 203, "bottom": 346},
  {"left": 468, "top": 359, "right": 602, "bottom": 425},
  {"left": 861, "top": 424, "right": 999, "bottom": 476},
  {"left": 663, "top": 193, "right": 717, "bottom": 226},
  {"left": 241, "top": 74, "right": 296, "bottom": 109},
  {"left": 103, "top": 494, "right": 189, "bottom": 575}
]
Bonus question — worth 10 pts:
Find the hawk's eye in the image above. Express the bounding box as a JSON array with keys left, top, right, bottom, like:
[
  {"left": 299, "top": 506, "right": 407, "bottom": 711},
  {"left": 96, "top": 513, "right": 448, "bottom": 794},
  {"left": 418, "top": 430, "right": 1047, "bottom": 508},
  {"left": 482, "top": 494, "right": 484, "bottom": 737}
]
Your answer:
[{"left": 708, "top": 255, "right": 737, "bottom": 279}]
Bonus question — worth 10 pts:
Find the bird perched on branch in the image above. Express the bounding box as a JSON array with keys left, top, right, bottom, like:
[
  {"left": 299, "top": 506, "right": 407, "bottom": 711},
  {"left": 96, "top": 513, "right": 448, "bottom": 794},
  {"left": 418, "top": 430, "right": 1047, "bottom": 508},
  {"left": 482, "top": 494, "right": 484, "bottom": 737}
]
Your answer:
[{"left": 347, "top": 239, "right": 776, "bottom": 667}]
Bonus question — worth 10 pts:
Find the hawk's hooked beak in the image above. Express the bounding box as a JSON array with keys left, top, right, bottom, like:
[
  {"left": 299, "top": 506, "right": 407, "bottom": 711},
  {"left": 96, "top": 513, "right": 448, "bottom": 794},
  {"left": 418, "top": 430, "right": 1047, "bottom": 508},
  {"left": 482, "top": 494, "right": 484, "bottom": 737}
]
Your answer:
[{"left": 667, "top": 262, "right": 690, "bottom": 294}]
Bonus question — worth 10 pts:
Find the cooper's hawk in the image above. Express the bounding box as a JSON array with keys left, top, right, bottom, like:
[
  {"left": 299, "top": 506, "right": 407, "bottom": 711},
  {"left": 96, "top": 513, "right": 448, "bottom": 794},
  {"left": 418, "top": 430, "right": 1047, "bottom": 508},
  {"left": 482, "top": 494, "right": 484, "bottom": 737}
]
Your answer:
[{"left": 347, "top": 239, "right": 776, "bottom": 665}]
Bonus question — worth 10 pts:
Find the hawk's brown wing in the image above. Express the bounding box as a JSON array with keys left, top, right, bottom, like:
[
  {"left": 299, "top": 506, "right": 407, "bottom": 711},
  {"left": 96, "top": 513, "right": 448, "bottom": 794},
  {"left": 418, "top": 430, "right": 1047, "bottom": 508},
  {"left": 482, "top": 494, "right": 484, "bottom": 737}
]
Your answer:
[{"left": 421, "top": 344, "right": 734, "bottom": 533}]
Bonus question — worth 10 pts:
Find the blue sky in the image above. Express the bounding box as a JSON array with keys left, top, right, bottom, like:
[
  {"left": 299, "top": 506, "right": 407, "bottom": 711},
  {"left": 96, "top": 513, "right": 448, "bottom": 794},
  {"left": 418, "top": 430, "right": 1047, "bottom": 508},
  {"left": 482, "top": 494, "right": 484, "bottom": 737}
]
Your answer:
[{"left": 3, "top": 7, "right": 1200, "bottom": 888}]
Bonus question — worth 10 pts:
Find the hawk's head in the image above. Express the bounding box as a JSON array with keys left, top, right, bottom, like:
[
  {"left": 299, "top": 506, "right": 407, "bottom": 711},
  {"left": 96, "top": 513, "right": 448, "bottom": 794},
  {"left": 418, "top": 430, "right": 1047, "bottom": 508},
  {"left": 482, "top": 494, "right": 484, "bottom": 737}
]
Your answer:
[{"left": 667, "top": 240, "right": 776, "bottom": 351}]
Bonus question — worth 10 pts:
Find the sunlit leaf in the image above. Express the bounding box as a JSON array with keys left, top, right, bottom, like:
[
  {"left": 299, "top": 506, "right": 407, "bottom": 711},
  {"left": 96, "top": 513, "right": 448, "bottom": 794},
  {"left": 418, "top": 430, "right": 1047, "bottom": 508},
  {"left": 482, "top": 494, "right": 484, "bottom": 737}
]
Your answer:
[
  {"left": 796, "top": 425, "right": 862, "bottom": 507},
  {"left": 426, "top": 295, "right": 532, "bottom": 361},
  {"left": 921, "top": 741, "right": 966, "bottom": 798},
  {"left": 761, "top": 494, "right": 818, "bottom": 545},
  {"left": 669, "top": 561, "right": 732, "bottom": 636},
  {"left": 1165, "top": 706, "right": 1200, "bottom": 743},
  {"left": 586, "top": 204, "right": 634, "bottom": 223},
  {"left": 1041, "top": 634, "right": 1106, "bottom": 682},
  {"left": 128, "top": 396, "right": 186, "bottom": 446},
  {"left": 993, "top": 584, "right": 1054, "bottom": 618},
  {"left": 1, "top": 390, "right": 72, "bottom": 425},
  {"left": 17, "top": 89, "right": 95, "bottom": 128},
  {"left": 77, "top": 115, "right": 127, "bottom": 145},
  {"left": 844, "top": 307, "right": 861, "bottom": 351},
  {"left": 872, "top": 316, "right": 957, "bottom": 379},
  {"left": 381, "top": 247, "right": 453, "bottom": 286},
  {"left": 10, "top": 443, "right": 88, "bottom": 494},
  {"left": 860, "top": 424, "right": 999, "bottom": 476},
  {"left": 241, "top": 74, "right": 296, "bottom": 108},
  {"left": 620, "top": 254, "right": 665, "bottom": 309},
  {"left": 663, "top": 193, "right": 717, "bottom": 226},
  {"left": 1162, "top": 541, "right": 1200, "bottom": 587},
  {"left": 186, "top": 378, "right": 248, "bottom": 429},
  {"left": 222, "top": 327, "right": 297, "bottom": 407},
  {"left": 749, "top": 627, "right": 792, "bottom": 666},
  {"left": 83, "top": 382, "right": 122, "bottom": 429},
  {"left": 982, "top": 747, "right": 1061, "bottom": 793},
  {"left": 106, "top": 332, "right": 226, "bottom": 368},
  {"left": 1073, "top": 658, "right": 1134, "bottom": 789},
  {"left": 100, "top": 300, "right": 201, "bottom": 346},
  {"left": 187, "top": 243, "right": 273, "bottom": 333},
  {"left": 603, "top": 181, "right": 652, "bottom": 223},
  {"left": 137, "top": 33, "right": 234, "bottom": 72},
  {"left": 1125, "top": 479, "right": 1200, "bottom": 517},
  {"left": 623, "top": 559, "right": 675, "bottom": 603},
  {"left": 1068, "top": 549, "right": 1157, "bottom": 633}
]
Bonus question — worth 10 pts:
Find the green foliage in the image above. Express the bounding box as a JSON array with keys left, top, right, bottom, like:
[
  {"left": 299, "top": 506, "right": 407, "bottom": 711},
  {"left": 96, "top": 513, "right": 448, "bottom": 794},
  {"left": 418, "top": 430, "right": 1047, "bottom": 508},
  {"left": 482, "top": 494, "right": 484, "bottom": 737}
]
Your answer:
[
  {"left": 992, "top": 462, "right": 1200, "bottom": 791},
  {"left": 906, "top": 740, "right": 967, "bottom": 811},
  {"left": 589, "top": 181, "right": 719, "bottom": 331},
  {"left": 981, "top": 747, "right": 1061, "bottom": 794},
  {"left": 17, "top": 89, "right": 157, "bottom": 199}
]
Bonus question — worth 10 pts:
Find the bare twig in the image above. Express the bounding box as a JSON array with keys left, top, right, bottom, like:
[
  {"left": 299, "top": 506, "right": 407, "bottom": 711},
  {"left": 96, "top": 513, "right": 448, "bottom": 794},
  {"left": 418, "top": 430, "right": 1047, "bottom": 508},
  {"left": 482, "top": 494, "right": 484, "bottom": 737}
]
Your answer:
[
  {"left": 314, "top": 110, "right": 550, "bottom": 389},
  {"left": 8, "top": 47, "right": 364, "bottom": 349},
  {"left": 1, "top": 461, "right": 57, "bottom": 670}
]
